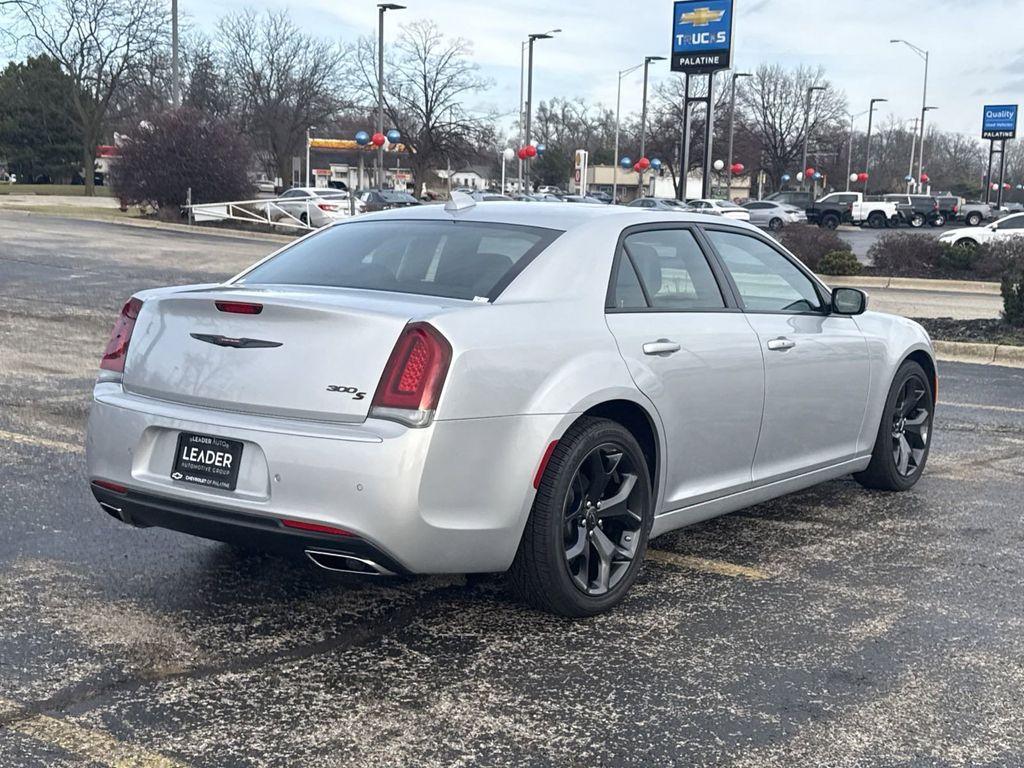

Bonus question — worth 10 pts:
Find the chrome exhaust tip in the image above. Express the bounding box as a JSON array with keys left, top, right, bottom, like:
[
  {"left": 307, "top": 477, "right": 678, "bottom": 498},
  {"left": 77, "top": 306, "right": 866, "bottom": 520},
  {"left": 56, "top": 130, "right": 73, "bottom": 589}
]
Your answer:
[{"left": 305, "top": 549, "right": 394, "bottom": 576}]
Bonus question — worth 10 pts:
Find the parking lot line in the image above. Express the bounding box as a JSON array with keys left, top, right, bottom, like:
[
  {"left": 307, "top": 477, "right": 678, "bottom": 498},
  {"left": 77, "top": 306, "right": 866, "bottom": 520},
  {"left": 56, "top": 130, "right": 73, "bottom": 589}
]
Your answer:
[
  {"left": 0, "top": 698, "right": 186, "bottom": 768},
  {"left": 0, "top": 428, "right": 83, "bottom": 454},
  {"left": 646, "top": 549, "right": 770, "bottom": 580},
  {"left": 937, "top": 403, "right": 1024, "bottom": 415}
]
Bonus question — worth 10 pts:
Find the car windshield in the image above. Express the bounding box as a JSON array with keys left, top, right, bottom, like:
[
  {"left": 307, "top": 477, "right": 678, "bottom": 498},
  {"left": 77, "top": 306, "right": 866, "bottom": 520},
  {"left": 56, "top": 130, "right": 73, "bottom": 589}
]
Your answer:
[
  {"left": 379, "top": 191, "right": 418, "bottom": 203},
  {"left": 238, "top": 220, "right": 561, "bottom": 300}
]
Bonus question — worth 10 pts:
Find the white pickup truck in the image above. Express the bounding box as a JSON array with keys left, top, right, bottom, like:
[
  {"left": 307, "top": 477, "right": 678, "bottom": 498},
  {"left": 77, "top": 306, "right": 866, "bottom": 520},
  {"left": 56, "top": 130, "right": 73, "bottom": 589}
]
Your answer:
[{"left": 806, "top": 192, "right": 900, "bottom": 229}]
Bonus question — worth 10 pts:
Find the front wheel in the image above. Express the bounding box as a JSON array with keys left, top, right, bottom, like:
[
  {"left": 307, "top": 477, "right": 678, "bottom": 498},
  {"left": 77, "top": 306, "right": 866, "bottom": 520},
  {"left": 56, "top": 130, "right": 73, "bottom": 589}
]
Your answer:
[
  {"left": 966, "top": 212, "right": 982, "bottom": 226},
  {"left": 867, "top": 211, "right": 886, "bottom": 229},
  {"left": 821, "top": 213, "right": 840, "bottom": 230},
  {"left": 855, "top": 360, "right": 934, "bottom": 491},
  {"left": 509, "top": 417, "right": 653, "bottom": 617},
  {"left": 909, "top": 213, "right": 925, "bottom": 228},
  {"left": 768, "top": 217, "right": 783, "bottom": 231},
  {"left": 929, "top": 215, "right": 945, "bottom": 227}
]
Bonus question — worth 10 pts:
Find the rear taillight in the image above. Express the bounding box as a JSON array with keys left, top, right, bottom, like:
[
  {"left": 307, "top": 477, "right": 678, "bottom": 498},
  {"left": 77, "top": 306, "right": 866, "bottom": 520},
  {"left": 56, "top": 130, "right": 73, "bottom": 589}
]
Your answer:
[
  {"left": 370, "top": 323, "right": 452, "bottom": 427},
  {"left": 317, "top": 203, "right": 339, "bottom": 212},
  {"left": 100, "top": 297, "right": 143, "bottom": 374}
]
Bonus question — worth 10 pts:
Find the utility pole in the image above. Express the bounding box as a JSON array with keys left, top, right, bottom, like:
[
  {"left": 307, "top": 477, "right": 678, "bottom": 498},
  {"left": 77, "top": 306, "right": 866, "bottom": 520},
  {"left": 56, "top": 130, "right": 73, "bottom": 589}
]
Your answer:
[
  {"left": 376, "top": 4, "right": 405, "bottom": 190},
  {"left": 863, "top": 97, "right": 887, "bottom": 194},
  {"left": 613, "top": 62, "right": 644, "bottom": 204},
  {"left": 523, "top": 31, "right": 557, "bottom": 192},
  {"left": 726, "top": 71, "right": 751, "bottom": 201},
  {"left": 637, "top": 55, "right": 665, "bottom": 198}
]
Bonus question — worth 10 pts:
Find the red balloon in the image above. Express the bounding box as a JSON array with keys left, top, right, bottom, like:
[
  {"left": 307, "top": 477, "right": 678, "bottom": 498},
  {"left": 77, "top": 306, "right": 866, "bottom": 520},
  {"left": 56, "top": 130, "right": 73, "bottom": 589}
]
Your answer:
[
  {"left": 857, "top": 172, "right": 869, "bottom": 182},
  {"left": 920, "top": 173, "right": 930, "bottom": 183},
  {"left": 1005, "top": 183, "right": 1012, "bottom": 190},
  {"left": 524, "top": 144, "right": 537, "bottom": 158},
  {"left": 633, "top": 163, "right": 642, "bottom": 173},
  {"left": 805, "top": 167, "right": 815, "bottom": 178},
  {"left": 636, "top": 156, "right": 651, "bottom": 171},
  {"left": 371, "top": 132, "right": 386, "bottom": 147},
  {"left": 517, "top": 147, "right": 528, "bottom": 160},
  {"left": 730, "top": 163, "right": 744, "bottom": 175}
]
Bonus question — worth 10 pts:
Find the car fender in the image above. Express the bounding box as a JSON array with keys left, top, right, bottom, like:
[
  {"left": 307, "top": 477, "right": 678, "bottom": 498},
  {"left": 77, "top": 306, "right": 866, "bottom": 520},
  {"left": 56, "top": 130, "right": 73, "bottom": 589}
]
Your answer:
[{"left": 853, "top": 311, "right": 936, "bottom": 453}]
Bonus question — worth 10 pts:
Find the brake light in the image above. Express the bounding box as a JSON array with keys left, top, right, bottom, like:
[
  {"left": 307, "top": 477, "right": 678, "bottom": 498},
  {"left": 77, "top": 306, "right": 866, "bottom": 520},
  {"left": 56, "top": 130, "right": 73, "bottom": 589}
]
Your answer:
[
  {"left": 216, "top": 301, "right": 262, "bottom": 314},
  {"left": 317, "top": 203, "right": 340, "bottom": 212},
  {"left": 100, "top": 297, "right": 143, "bottom": 373},
  {"left": 370, "top": 323, "right": 452, "bottom": 427}
]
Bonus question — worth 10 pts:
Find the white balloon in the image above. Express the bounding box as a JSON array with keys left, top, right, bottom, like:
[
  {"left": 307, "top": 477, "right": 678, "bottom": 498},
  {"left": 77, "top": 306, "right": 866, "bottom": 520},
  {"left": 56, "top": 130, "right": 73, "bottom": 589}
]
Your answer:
[
  {"left": 502, "top": 148, "right": 516, "bottom": 162},
  {"left": 530, "top": 139, "right": 539, "bottom": 148},
  {"left": 796, "top": 172, "right": 804, "bottom": 181},
  {"left": 849, "top": 173, "right": 859, "bottom": 182},
  {"left": 713, "top": 159, "right": 725, "bottom": 171}
]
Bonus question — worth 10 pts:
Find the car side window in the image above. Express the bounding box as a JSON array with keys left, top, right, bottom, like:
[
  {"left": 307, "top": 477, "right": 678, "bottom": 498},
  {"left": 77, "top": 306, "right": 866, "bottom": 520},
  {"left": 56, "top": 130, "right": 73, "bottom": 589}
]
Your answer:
[
  {"left": 705, "top": 229, "right": 823, "bottom": 313},
  {"left": 996, "top": 216, "right": 1024, "bottom": 230},
  {"left": 609, "top": 256, "right": 647, "bottom": 309},
  {"left": 612, "top": 229, "right": 725, "bottom": 311}
]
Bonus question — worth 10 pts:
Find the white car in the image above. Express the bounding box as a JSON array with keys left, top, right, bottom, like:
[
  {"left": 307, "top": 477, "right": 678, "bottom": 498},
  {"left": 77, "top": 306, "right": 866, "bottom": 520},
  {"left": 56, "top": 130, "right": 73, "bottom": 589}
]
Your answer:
[
  {"left": 742, "top": 200, "right": 807, "bottom": 230},
  {"left": 687, "top": 199, "right": 751, "bottom": 221},
  {"left": 940, "top": 211, "right": 1024, "bottom": 248},
  {"left": 272, "top": 187, "right": 349, "bottom": 228},
  {"left": 87, "top": 201, "right": 935, "bottom": 616}
]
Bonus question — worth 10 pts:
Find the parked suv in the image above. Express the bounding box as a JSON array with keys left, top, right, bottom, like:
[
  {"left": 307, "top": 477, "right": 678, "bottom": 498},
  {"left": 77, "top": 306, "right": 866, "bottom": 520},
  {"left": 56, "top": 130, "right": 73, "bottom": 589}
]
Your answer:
[
  {"left": 766, "top": 190, "right": 813, "bottom": 209},
  {"left": 959, "top": 201, "right": 996, "bottom": 226},
  {"left": 883, "top": 194, "right": 944, "bottom": 228}
]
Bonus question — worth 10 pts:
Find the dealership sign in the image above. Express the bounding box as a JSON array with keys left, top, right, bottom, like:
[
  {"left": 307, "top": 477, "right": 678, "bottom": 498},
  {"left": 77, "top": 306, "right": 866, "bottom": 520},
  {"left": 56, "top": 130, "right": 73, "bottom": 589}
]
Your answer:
[
  {"left": 982, "top": 104, "right": 1017, "bottom": 140},
  {"left": 670, "top": 0, "right": 734, "bottom": 73}
]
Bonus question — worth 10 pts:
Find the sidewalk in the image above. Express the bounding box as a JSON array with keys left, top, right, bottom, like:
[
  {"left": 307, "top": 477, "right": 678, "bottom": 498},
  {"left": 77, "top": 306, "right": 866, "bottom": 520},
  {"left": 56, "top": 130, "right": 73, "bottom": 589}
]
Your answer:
[{"left": 822, "top": 275, "right": 1001, "bottom": 320}]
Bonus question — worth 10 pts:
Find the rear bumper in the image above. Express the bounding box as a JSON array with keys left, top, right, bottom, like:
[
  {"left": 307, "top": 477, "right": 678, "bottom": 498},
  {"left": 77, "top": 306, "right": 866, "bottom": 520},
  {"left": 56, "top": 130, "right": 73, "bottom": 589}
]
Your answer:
[{"left": 86, "top": 384, "right": 565, "bottom": 573}]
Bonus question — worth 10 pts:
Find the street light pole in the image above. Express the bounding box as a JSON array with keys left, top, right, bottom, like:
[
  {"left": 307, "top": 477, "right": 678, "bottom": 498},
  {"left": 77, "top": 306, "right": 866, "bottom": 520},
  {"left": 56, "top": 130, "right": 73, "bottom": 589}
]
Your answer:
[
  {"left": 305, "top": 126, "right": 316, "bottom": 187},
  {"left": 523, "top": 30, "right": 557, "bottom": 192},
  {"left": 864, "top": 97, "right": 887, "bottom": 193},
  {"left": 800, "top": 85, "right": 825, "bottom": 192},
  {"left": 637, "top": 55, "right": 666, "bottom": 198},
  {"left": 171, "top": 0, "right": 180, "bottom": 107},
  {"left": 726, "top": 71, "right": 751, "bottom": 200},
  {"left": 613, "top": 62, "right": 644, "bottom": 204},
  {"left": 377, "top": 4, "right": 405, "bottom": 190},
  {"left": 891, "top": 39, "right": 930, "bottom": 184},
  {"left": 845, "top": 109, "right": 869, "bottom": 192}
]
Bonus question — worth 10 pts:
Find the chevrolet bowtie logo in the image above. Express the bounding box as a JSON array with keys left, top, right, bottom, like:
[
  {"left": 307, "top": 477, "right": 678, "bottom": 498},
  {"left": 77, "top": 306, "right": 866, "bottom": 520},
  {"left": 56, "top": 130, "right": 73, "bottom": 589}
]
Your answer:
[{"left": 680, "top": 7, "right": 724, "bottom": 26}]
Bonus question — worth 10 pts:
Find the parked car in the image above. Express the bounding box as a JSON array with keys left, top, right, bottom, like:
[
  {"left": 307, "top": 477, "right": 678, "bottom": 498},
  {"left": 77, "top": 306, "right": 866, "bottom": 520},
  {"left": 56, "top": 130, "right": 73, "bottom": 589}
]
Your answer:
[
  {"left": 626, "top": 198, "right": 692, "bottom": 212},
  {"left": 958, "top": 201, "right": 996, "bottom": 227},
  {"left": 532, "top": 193, "right": 565, "bottom": 202},
  {"left": 272, "top": 187, "right": 350, "bottom": 227},
  {"left": 469, "top": 192, "right": 514, "bottom": 202},
  {"left": 766, "top": 190, "right": 814, "bottom": 209},
  {"left": 86, "top": 200, "right": 935, "bottom": 616},
  {"left": 687, "top": 198, "right": 751, "bottom": 221},
  {"left": 354, "top": 189, "right": 422, "bottom": 214},
  {"left": 742, "top": 200, "right": 806, "bottom": 230},
  {"left": 561, "top": 195, "right": 605, "bottom": 204},
  {"left": 883, "top": 194, "right": 944, "bottom": 228},
  {"left": 805, "top": 192, "right": 899, "bottom": 229},
  {"left": 537, "top": 185, "right": 565, "bottom": 195},
  {"left": 939, "top": 211, "right": 1024, "bottom": 249},
  {"left": 587, "top": 191, "right": 614, "bottom": 204}
]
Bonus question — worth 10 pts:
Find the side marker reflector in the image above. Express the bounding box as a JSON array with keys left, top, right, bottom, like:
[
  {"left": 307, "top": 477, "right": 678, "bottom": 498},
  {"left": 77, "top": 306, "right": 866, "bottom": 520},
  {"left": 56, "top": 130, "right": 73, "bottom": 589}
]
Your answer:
[{"left": 533, "top": 440, "right": 559, "bottom": 489}]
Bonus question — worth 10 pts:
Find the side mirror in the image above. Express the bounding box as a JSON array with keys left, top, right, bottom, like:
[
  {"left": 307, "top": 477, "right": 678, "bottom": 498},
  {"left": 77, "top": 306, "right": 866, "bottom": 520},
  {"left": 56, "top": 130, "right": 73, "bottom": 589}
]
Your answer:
[{"left": 832, "top": 287, "right": 867, "bottom": 315}]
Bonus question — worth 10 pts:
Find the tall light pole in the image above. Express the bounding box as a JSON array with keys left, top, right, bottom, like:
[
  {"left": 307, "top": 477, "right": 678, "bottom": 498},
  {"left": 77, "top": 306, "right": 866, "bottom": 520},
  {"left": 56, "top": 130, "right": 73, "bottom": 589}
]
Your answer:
[
  {"left": 171, "top": 0, "right": 180, "bottom": 106},
  {"left": 636, "top": 55, "right": 666, "bottom": 198},
  {"left": 863, "top": 97, "right": 888, "bottom": 193},
  {"left": 726, "top": 71, "right": 751, "bottom": 200},
  {"left": 376, "top": 4, "right": 405, "bottom": 190},
  {"left": 845, "top": 109, "right": 869, "bottom": 192},
  {"left": 524, "top": 30, "right": 557, "bottom": 192},
  {"left": 800, "top": 85, "right": 825, "bottom": 191},
  {"left": 613, "top": 62, "right": 644, "bottom": 204},
  {"left": 306, "top": 126, "right": 316, "bottom": 187},
  {"left": 919, "top": 105, "right": 938, "bottom": 189},
  {"left": 518, "top": 29, "right": 559, "bottom": 193},
  {"left": 891, "top": 39, "right": 929, "bottom": 184}
]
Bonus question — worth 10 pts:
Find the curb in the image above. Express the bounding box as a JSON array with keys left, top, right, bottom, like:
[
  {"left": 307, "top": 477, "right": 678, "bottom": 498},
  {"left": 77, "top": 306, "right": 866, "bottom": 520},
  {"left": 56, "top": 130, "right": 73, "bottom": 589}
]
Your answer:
[
  {"left": 822, "top": 274, "right": 1002, "bottom": 295},
  {"left": 3, "top": 207, "right": 295, "bottom": 244},
  {"left": 933, "top": 340, "right": 1024, "bottom": 368}
]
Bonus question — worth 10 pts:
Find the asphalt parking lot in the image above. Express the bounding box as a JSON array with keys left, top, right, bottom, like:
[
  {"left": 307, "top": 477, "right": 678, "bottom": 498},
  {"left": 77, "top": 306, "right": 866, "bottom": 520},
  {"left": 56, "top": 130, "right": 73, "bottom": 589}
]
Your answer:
[
  {"left": 2, "top": 211, "right": 1024, "bottom": 766},
  {"left": 835, "top": 223, "right": 940, "bottom": 262}
]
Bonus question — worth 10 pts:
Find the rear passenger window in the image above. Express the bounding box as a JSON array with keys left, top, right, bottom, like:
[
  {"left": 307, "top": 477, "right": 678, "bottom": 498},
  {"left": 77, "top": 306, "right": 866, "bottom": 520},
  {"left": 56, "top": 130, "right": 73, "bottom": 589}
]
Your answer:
[{"left": 613, "top": 229, "right": 725, "bottom": 310}]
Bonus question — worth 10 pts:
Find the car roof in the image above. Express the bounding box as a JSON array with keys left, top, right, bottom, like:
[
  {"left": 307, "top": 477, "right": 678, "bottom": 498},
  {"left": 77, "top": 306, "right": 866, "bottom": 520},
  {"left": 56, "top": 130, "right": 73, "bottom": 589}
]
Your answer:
[{"left": 346, "top": 200, "right": 764, "bottom": 233}]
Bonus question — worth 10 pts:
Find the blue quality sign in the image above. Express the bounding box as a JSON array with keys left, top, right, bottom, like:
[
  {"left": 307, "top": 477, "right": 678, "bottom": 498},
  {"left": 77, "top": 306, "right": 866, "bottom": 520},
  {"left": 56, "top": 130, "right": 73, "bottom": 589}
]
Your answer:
[
  {"left": 982, "top": 104, "right": 1018, "bottom": 140},
  {"left": 671, "top": 0, "right": 734, "bottom": 73}
]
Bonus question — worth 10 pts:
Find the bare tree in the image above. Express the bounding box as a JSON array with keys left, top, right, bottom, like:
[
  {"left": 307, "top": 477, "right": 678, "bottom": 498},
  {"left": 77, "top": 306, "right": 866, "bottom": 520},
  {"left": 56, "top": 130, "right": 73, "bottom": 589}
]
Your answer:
[
  {"left": 217, "top": 9, "right": 344, "bottom": 185},
  {"left": 737, "top": 63, "right": 847, "bottom": 188},
  {"left": 346, "top": 20, "right": 493, "bottom": 188},
  {"left": 8, "top": 0, "right": 167, "bottom": 195}
]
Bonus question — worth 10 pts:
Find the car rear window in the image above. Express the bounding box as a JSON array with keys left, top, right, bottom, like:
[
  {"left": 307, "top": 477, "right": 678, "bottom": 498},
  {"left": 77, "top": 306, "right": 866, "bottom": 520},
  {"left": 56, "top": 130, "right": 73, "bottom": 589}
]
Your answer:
[{"left": 237, "top": 220, "right": 561, "bottom": 300}]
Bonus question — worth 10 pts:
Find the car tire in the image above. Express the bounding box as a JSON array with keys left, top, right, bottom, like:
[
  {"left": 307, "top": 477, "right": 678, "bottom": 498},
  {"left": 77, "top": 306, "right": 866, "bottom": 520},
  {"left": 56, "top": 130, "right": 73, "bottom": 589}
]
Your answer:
[
  {"left": 867, "top": 211, "right": 886, "bottom": 229},
  {"left": 909, "top": 213, "right": 925, "bottom": 228},
  {"left": 508, "top": 417, "right": 653, "bottom": 617},
  {"left": 821, "top": 213, "right": 840, "bottom": 230},
  {"left": 768, "top": 217, "right": 783, "bottom": 231},
  {"left": 966, "top": 212, "right": 982, "bottom": 226},
  {"left": 299, "top": 212, "right": 309, "bottom": 227},
  {"left": 955, "top": 238, "right": 978, "bottom": 250},
  {"left": 930, "top": 215, "right": 945, "bottom": 227},
  {"left": 854, "top": 360, "right": 934, "bottom": 492}
]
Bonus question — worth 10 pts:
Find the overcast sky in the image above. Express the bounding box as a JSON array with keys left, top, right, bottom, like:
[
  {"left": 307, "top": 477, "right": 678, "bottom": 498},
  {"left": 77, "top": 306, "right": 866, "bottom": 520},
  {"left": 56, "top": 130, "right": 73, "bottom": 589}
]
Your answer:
[{"left": 139, "top": 0, "right": 1024, "bottom": 138}]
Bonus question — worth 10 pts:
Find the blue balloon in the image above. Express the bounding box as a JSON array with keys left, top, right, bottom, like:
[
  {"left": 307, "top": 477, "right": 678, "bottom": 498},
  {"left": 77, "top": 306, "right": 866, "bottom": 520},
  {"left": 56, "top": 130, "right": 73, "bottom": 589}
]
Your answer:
[
  {"left": 813, "top": 171, "right": 822, "bottom": 179},
  {"left": 620, "top": 156, "right": 633, "bottom": 169},
  {"left": 650, "top": 158, "right": 662, "bottom": 170},
  {"left": 355, "top": 131, "right": 370, "bottom": 146},
  {"left": 386, "top": 129, "right": 401, "bottom": 143},
  {"left": 904, "top": 174, "right": 914, "bottom": 182},
  {"left": 536, "top": 143, "right": 546, "bottom": 155},
  {"left": 781, "top": 173, "right": 791, "bottom": 182}
]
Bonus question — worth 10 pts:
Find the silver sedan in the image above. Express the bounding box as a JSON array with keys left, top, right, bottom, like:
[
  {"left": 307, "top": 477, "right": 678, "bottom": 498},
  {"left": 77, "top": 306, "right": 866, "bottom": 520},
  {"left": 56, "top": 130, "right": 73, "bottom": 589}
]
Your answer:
[
  {"left": 743, "top": 199, "right": 808, "bottom": 230},
  {"left": 87, "top": 202, "right": 936, "bottom": 616}
]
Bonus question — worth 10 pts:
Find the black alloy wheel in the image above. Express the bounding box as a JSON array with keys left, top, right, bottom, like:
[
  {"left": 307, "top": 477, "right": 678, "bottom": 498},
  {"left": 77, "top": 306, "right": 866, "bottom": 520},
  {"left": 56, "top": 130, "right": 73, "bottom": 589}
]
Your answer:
[
  {"left": 509, "top": 417, "right": 653, "bottom": 617},
  {"left": 768, "top": 217, "right": 783, "bottom": 231},
  {"left": 855, "top": 360, "right": 934, "bottom": 491},
  {"left": 561, "top": 443, "right": 644, "bottom": 596}
]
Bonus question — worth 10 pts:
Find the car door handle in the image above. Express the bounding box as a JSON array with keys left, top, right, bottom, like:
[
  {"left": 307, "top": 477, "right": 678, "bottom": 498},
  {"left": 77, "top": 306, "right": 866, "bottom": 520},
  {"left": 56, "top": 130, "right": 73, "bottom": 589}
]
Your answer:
[
  {"left": 766, "top": 337, "right": 796, "bottom": 351},
  {"left": 643, "top": 340, "right": 681, "bottom": 355}
]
